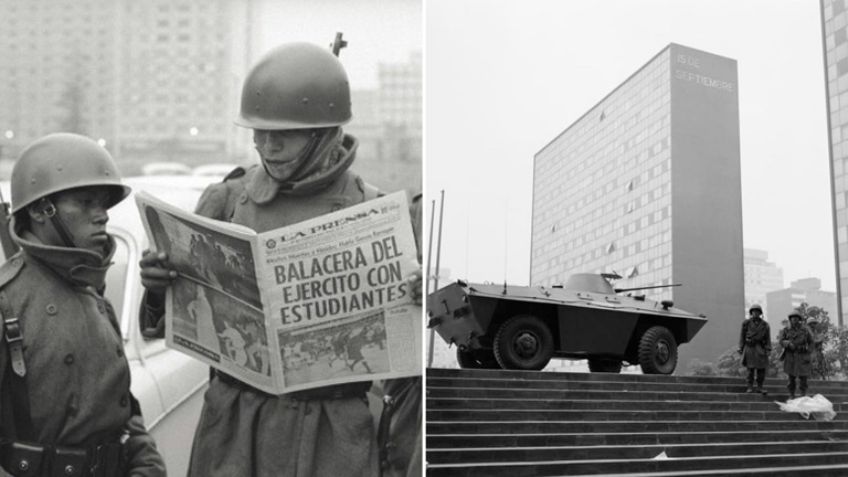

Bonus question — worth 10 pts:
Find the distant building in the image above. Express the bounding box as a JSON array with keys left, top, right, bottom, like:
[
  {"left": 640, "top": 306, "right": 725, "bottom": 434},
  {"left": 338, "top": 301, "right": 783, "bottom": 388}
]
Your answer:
[
  {"left": 821, "top": 0, "right": 848, "bottom": 326},
  {"left": 346, "top": 52, "right": 422, "bottom": 194},
  {"left": 118, "top": 0, "right": 251, "bottom": 161},
  {"left": 378, "top": 51, "right": 422, "bottom": 132},
  {"left": 743, "top": 248, "right": 784, "bottom": 318},
  {"left": 766, "top": 277, "right": 837, "bottom": 328},
  {"left": 0, "top": 0, "right": 121, "bottom": 158},
  {"left": 0, "top": 0, "right": 251, "bottom": 164},
  {"left": 531, "top": 43, "right": 743, "bottom": 370}
]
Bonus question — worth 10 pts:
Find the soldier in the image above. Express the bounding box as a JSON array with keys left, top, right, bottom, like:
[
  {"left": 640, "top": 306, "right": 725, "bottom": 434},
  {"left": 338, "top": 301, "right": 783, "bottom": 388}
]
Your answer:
[
  {"left": 778, "top": 309, "right": 814, "bottom": 399},
  {"left": 808, "top": 317, "right": 828, "bottom": 380},
  {"left": 378, "top": 192, "right": 422, "bottom": 477},
  {"left": 139, "top": 41, "right": 421, "bottom": 476},
  {"left": 0, "top": 133, "right": 165, "bottom": 476},
  {"left": 738, "top": 304, "right": 770, "bottom": 395}
]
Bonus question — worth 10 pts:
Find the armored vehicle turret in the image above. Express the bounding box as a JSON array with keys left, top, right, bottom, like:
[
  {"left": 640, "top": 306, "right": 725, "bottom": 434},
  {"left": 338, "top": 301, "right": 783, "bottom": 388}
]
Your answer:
[{"left": 427, "top": 273, "right": 707, "bottom": 374}]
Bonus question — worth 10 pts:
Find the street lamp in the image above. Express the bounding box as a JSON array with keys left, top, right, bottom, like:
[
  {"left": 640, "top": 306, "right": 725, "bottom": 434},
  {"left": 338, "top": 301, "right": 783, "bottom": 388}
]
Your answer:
[
  {"left": 3, "top": 130, "right": 13, "bottom": 140},
  {"left": 189, "top": 127, "right": 199, "bottom": 136},
  {"left": 97, "top": 138, "right": 107, "bottom": 147}
]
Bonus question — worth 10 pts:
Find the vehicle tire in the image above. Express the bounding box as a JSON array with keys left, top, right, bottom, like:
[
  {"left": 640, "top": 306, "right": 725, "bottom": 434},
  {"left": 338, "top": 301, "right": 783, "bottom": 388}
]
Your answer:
[
  {"left": 638, "top": 325, "right": 678, "bottom": 374},
  {"left": 588, "top": 358, "right": 622, "bottom": 373},
  {"left": 493, "top": 315, "right": 554, "bottom": 370},
  {"left": 455, "top": 348, "right": 500, "bottom": 369}
]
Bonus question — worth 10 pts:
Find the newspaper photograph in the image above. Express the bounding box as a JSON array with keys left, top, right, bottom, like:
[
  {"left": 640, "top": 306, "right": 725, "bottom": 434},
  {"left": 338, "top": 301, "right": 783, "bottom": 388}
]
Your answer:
[
  {"left": 142, "top": 202, "right": 261, "bottom": 307},
  {"left": 136, "top": 190, "right": 421, "bottom": 394}
]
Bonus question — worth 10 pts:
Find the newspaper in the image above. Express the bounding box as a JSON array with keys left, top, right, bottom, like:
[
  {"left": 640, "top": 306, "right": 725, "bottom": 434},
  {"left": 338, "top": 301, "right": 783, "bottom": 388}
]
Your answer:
[{"left": 136, "top": 190, "right": 421, "bottom": 394}]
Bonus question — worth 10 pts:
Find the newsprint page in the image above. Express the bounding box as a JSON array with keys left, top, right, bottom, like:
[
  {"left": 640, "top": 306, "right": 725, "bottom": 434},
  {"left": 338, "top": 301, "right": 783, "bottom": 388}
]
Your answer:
[{"left": 136, "top": 191, "right": 421, "bottom": 395}]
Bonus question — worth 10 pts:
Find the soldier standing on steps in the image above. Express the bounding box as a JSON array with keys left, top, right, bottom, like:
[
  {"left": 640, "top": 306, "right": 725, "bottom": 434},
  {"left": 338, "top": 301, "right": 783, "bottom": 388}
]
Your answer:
[
  {"left": 738, "top": 304, "right": 770, "bottom": 395},
  {"left": 778, "top": 309, "right": 814, "bottom": 399}
]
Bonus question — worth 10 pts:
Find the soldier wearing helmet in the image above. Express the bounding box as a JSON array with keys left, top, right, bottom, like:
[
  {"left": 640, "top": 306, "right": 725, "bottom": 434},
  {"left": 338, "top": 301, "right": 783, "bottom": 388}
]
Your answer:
[
  {"left": 807, "top": 315, "right": 828, "bottom": 380},
  {"left": 778, "top": 309, "right": 814, "bottom": 399},
  {"left": 0, "top": 133, "right": 165, "bottom": 476},
  {"left": 738, "top": 304, "right": 771, "bottom": 394},
  {"left": 139, "top": 40, "right": 421, "bottom": 477}
]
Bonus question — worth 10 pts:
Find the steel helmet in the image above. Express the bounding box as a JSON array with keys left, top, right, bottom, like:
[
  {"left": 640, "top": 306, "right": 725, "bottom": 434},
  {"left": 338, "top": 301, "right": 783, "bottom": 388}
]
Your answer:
[
  {"left": 235, "top": 42, "right": 352, "bottom": 130},
  {"left": 11, "top": 133, "right": 130, "bottom": 213},
  {"left": 788, "top": 309, "right": 804, "bottom": 320},
  {"left": 749, "top": 304, "right": 763, "bottom": 314}
]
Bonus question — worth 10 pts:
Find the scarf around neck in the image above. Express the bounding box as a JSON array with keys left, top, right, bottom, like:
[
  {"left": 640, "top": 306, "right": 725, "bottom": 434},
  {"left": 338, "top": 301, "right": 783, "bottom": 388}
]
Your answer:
[
  {"left": 248, "top": 129, "right": 358, "bottom": 204},
  {"left": 11, "top": 217, "right": 114, "bottom": 291}
]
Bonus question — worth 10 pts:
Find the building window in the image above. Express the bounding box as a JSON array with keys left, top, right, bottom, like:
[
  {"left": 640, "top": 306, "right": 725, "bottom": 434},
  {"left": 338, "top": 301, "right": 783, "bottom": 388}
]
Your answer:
[
  {"left": 838, "top": 57, "right": 848, "bottom": 77},
  {"left": 837, "top": 28, "right": 847, "bottom": 46}
]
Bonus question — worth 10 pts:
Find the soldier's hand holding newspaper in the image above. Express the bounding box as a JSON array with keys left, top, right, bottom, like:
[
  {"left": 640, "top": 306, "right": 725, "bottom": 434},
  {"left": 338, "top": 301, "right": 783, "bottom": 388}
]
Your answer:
[{"left": 140, "top": 250, "right": 178, "bottom": 297}]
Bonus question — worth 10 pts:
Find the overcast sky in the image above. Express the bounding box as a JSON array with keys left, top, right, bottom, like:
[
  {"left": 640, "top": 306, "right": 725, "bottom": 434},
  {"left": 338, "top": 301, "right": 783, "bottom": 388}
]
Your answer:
[
  {"left": 425, "top": 0, "right": 834, "bottom": 292},
  {"left": 257, "top": 0, "right": 422, "bottom": 90}
]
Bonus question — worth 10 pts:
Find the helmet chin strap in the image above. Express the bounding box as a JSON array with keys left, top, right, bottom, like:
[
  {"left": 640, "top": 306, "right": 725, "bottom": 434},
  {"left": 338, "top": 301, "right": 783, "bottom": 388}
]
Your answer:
[
  {"left": 260, "top": 130, "right": 323, "bottom": 182},
  {"left": 40, "top": 199, "right": 76, "bottom": 248}
]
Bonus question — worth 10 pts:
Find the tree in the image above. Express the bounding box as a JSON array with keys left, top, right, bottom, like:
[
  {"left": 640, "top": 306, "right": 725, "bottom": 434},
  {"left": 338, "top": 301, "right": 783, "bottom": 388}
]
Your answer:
[{"left": 688, "top": 358, "right": 717, "bottom": 376}]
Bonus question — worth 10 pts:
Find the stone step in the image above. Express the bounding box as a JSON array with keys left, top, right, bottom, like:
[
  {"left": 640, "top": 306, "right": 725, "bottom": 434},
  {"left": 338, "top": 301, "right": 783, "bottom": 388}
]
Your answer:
[
  {"left": 426, "top": 376, "right": 848, "bottom": 394},
  {"left": 427, "top": 386, "right": 848, "bottom": 402},
  {"left": 427, "top": 408, "right": 848, "bottom": 422},
  {"left": 427, "top": 397, "right": 848, "bottom": 412},
  {"left": 427, "top": 419, "right": 845, "bottom": 435},
  {"left": 427, "top": 429, "right": 848, "bottom": 448},
  {"left": 425, "top": 451, "right": 848, "bottom": 476},
  {"left": 425, "top": 368, "right": 848, "bottom": 475},
  {"left": 426, "top": 367, "right": 848, "bottom": 388},
  {"left": 556, "top": 464, "right": 848, "bottom": 477},
  {"left": 427, "top": 440, "right": 848, "bottom": 463}
]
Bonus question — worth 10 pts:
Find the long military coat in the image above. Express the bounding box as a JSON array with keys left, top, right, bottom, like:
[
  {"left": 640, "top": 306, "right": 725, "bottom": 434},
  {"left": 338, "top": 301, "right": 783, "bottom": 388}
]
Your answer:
[
  {"left": 779, "top": 325, "right": 813, "bottom": 377},
  {"left": 0, "top": 228, "right": 165, "bottom": 476},
  {"left": 143, "top": 156, "right": 381, "bottom": 476},
  {"left": 739, "top": 317, "right": 771, "bottom": 369}
]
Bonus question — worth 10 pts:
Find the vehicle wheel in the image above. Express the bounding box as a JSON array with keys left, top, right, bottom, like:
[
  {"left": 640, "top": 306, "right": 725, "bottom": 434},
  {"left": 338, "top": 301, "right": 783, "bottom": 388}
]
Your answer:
[
  {"left": 638, "top": 326, "right": 678, "bottom": 374},
  {"left": 588, "top": 358, "right": 622, "bottom": 373},
  {"left": 456, "top": 348, "right": 499, "bottom": 369},
  {"left": 493, "top": 315, "right": 554, "bottom": 370}
]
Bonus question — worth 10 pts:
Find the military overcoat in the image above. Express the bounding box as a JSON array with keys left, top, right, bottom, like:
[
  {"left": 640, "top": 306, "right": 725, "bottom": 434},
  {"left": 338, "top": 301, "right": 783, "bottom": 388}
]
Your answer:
[
  {"left": 142, "top": 148, "right": 382, "bottom": 476},
  {"left": 779, "top": 325, "right": 813, "bottom": 377},
  {"left": 739, "top": 317, "right": 771, "bottom": 369},
  {"left": 0, "top": 228, "right": 165, "bottom": 476}
]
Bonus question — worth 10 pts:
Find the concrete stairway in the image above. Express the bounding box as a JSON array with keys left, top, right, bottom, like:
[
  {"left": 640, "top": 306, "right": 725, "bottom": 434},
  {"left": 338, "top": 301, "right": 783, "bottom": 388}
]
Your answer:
[{"left": 426, "top": 367, "right": 848, "bottom": 476}]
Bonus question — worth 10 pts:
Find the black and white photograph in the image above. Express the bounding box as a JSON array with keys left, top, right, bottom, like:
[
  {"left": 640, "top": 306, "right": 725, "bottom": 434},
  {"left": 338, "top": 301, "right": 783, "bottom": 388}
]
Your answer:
[
  {"left": 196, "top": 283, "right": 272, "bottom": 377},
  {"left": 0, "top": 0, "right": 421, "bottom": 475},
  {"left": 15, "top": 0, "right": 848, "bottom": 474},
  {"left": 144, "top": 204, "right": 262, "bottom": 307},
  {"left": 423, "top": 0, "right": 848, "bottom": 475},
  {"left": 278, "top": 310, "right": 390, "bottom": 387}
]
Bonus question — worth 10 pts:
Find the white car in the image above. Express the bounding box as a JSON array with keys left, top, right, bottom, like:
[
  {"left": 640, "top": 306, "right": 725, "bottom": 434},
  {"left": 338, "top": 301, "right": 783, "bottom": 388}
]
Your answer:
[
  {"left": 192, "top": 163, "right": 241, "bottom": 181},
  {"left": 0, "top": 174, "right": 216, "bottom": 476},
  {"left": 141, "top": 162, "right": 193, "bottom": 176}
]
